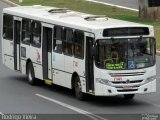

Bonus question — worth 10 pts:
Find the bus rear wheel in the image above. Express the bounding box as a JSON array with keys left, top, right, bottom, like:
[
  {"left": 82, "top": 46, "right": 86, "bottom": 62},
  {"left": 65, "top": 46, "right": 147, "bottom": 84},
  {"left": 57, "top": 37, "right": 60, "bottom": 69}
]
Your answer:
[
  {"left": 27, "top": 62, "right": 36, "bottom": 85},
  {"left": 74, "top": 76, "right": 85, "bottom": 101},
  {"left": 124, "top": 94, "right": 135, "bottom": 100}
]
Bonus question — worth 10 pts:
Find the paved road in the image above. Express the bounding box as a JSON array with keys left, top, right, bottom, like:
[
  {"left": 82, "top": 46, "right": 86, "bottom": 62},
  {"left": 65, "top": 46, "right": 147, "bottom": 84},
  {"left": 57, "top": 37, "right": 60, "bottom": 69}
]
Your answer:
[
  {"left": 0, "top": 1, "right": 160, "bottom": 120},
  {"left": 95, "top": 0, "right": 139, "bottom": 9}
]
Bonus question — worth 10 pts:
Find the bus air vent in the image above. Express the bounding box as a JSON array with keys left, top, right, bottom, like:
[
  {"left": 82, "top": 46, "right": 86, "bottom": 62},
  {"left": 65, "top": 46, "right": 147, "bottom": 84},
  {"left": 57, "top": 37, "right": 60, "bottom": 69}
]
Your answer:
[
  {"left": 109, "top": 72, "right": 145, "bottom": 77},
  {"left": 112, "top": 80, "right": 143, "bottom": 84},
  {"left": 48, "top": 8, "right": 69, "bottom": 13},
  {"left": 84, "top": 15, "right": 108, "bottom": 21},
  {"left": 32, "top": 5, "right": 43, "bottom": 9},
  {"left": 33, "top": 5, "right": 42, "bottom": 7}
]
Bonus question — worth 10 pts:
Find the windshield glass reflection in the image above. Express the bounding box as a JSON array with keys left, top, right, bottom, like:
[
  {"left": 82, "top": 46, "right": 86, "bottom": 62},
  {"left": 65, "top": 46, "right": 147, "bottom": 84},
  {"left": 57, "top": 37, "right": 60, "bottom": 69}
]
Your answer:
[{"left": 96, "top": 37, "right": 155, "bottom": 70}]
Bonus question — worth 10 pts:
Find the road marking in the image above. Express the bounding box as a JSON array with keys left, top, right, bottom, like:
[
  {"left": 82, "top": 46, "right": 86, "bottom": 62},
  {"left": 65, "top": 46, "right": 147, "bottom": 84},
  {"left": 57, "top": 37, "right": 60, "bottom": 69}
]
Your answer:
[
  {"left": 141, "top": 99, "right": 160, "bottom": 108},
  {"left": 36, "top": 94, "right": 107, "bottom": 120},
  {"left": 146, "top": 101, "right": 160, "bottom": 108},
  {"left": 86, "top": 0, "right": 138, "bottom": 12},
  {"left": 151, "top": 103, "right": 160, "bottom": 108},
  {"left": 1, "top": 0, "right": 19, "bottom": 6}
]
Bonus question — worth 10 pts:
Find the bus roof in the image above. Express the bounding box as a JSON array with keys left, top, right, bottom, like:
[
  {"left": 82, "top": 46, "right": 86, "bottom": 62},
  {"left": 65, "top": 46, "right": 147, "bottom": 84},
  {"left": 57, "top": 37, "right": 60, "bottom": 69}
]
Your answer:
[{"left": 3, "top": 6, "right": 152, "bottom": 31}]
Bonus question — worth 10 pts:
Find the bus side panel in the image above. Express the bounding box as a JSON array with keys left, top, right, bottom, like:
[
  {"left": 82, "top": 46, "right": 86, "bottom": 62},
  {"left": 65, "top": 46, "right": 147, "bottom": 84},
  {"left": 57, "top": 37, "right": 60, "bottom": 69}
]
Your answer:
[
  {"left": 52, "top": 53, "right": 65, "bottom": 86},
  {"left": 94, "top": 66, "right": 103, "bottom": 96},
  {"left": 33, "top": 63, "right": 43, "bottom": 80},
  {"left": 73, "top": 57, "right": 86, "bottom": 92},
  {"left": 21, "top": 59, "right": 26, "bottom": 74},
  {"left": 64, "top": 55, "right": 73, "bottom": 88},
  {"left": 20, "top": 44, "right": 31, "bottom": 75},
  {"left": 3, "top": 39, "right": 14, "bottom": 70},
  {"left": 29, "top": 47, "right": 43, "bottom": 80},
  {"left": 3, "top": 54, "right": 14, "bottom": 70}
]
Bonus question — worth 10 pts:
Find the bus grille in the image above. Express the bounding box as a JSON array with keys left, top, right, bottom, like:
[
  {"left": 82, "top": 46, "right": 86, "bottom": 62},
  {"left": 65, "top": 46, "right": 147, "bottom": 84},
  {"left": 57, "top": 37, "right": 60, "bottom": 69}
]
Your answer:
[
  {"left": 111, "top": 80, "right": 143, "bottom": 92},
  {"left": 109, "top": 72, "right": 145, "bottom": 77},
  {"left": 115, "top": 85, "right": 140, "bottom": 88},
  {"left": 111, "top": 80, "right": 143, "bottom": 84}
]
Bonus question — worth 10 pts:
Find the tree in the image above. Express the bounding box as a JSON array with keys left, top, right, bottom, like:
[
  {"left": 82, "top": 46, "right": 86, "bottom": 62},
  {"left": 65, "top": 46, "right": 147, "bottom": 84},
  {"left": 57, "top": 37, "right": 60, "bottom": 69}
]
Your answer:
[{"left": 139, "top": 0, "right": 160, "bottom": 20}]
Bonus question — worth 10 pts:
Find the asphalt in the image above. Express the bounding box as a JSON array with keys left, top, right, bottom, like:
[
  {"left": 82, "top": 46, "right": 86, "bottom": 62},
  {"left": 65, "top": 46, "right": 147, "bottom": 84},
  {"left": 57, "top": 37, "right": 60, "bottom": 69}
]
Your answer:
[
  {"left": 95, "top": 0, "right": 138, "bottom": 9},
  {"left": 0, "top": 1, "right": 160, "bottom": 120}
]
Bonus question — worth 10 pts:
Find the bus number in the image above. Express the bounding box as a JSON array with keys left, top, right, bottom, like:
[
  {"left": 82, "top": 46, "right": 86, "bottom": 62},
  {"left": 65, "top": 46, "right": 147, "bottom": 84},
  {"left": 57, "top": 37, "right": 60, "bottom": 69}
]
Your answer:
[{"left": 114, "top": 77, "right": 122, "bottom": 81}]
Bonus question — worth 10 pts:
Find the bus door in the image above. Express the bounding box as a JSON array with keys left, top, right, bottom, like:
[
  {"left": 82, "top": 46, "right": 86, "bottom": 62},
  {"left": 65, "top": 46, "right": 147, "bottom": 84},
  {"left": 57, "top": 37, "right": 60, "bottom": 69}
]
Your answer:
[
  {"left": 13, "top": 18, "right": 22, "bottom": 71},
  {"left": 42, "top": 25, "right": 53, "bottom": 81},
  {"left": 85, "top": 33, "right": 95, "bottom": 93}
]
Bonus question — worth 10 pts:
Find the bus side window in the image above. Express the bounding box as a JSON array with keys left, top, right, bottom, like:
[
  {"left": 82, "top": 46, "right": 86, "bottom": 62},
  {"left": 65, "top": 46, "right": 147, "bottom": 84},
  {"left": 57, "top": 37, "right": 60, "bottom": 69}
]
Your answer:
[
  {"left": 53, "top": 26, "right": 63, "bottom": 53},
  {"left": 3, "top": 14, "right": 13, "bottom": 40},
  {"left": 74, "top": 30, "right": 84, "bottom": 59},
  {"left": 22, "top": 19, "right": 31, "bottom": 45},
  {"left": 31, "top": 21, "right": 41, "bottom": 48},
  {"left": 63, "top": 28, "right": 73, "bottom": 55}
]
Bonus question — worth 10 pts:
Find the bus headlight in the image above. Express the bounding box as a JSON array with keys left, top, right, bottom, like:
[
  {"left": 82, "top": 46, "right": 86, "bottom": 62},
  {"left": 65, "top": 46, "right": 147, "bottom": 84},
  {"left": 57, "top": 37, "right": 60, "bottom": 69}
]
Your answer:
[
  {"left": 96, "top": 78, "right": 112, "bottom": 86},
  {"left": 145, "top": 75, "right": 156, "bottom": 84}
]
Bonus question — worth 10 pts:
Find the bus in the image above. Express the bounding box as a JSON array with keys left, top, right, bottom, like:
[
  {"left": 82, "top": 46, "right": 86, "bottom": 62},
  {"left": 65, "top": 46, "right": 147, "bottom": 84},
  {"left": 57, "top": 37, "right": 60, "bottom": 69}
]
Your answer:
[{"left": 1, "top": 5, "right": 156, "bottom": 100}]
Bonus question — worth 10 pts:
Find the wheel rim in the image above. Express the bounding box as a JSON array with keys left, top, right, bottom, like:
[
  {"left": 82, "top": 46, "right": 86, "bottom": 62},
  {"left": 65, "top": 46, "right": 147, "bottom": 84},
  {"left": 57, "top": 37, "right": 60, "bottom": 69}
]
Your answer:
[
  {"left": 75, "top": 80, "right": 82, "bottom": 96},
  {"left": 28, "top": 69, "right": 32, "bottom": 82}
]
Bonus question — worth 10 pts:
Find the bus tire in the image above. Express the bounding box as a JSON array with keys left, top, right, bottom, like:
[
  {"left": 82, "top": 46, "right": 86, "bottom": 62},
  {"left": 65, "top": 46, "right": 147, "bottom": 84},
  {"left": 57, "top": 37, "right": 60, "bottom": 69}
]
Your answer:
[
  {"left": 124, "top": 94, "right": 135, "bottom": 100},
  {"left": 27, "top": 62, "right": 36, "bottom": 85},
  {"left": 74, "top": 76, "right": 85, "bottom": 101}
]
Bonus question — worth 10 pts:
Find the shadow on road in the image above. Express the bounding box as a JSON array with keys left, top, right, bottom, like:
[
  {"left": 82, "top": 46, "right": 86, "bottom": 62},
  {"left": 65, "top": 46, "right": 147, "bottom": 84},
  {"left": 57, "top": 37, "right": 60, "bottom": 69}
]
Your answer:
[
  {"left": 87, "top": 96, "right": 148, "bottom": 107},
  {"left": 7, "top": 75, "right": 28, "bottom": 84}
]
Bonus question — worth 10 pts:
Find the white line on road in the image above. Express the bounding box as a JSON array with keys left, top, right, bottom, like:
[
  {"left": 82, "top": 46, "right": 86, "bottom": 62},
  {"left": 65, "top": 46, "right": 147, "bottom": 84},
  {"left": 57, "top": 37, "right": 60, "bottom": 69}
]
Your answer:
[
  {"left": 1, "top": 0, "right": 19, "bottom": 6},
  {"left": 146, "top": 101, "right": 160, "bottom": 108},
  {"left": 36, "top": 93, "right": 108, "bottom": 120},
  {"left": 86, "top": 0, "right": 138, "bottom": 12},
  {"left": 151, "top": 103, "right": 160, "bottom": 108}
]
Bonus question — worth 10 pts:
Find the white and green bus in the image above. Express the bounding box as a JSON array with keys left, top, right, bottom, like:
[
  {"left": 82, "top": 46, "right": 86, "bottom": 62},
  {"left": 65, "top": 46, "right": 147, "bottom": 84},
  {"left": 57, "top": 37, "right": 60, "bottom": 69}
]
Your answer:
[{"left": 2, "top": 5, "right": 156, "bottom": 100}]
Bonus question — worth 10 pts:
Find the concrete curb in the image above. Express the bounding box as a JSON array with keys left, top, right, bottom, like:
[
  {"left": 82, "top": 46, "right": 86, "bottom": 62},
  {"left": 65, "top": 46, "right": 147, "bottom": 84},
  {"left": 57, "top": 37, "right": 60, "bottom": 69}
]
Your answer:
[{"left": 1, "top": 0, "right": 18, "bottom": 6}]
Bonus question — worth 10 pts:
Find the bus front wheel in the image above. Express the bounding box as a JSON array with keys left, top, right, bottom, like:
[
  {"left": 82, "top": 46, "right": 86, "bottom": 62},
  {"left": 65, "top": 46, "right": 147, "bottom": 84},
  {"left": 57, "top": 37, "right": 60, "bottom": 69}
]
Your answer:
[
  {"left": 74, "top": 77, "right": 85, "bottom": 101},
  {"left": 124, "top": 94, "right": 135, "bottom": 100},
  {"left": 27, "top": 62, "right": 36, "bottom": 85}
]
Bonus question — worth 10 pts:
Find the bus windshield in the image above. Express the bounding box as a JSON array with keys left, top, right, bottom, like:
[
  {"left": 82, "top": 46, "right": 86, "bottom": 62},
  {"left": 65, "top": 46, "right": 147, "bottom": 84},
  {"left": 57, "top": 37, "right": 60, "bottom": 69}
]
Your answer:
[{"left": 96, "top": 37, "right": 156, "bottom": 70}]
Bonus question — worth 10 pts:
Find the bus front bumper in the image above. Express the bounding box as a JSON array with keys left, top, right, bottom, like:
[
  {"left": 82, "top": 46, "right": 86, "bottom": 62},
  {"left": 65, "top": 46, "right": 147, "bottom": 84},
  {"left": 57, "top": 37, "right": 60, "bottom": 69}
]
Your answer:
[{"left": 94, "top": 79, "right": 156, "bottom": 96}]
